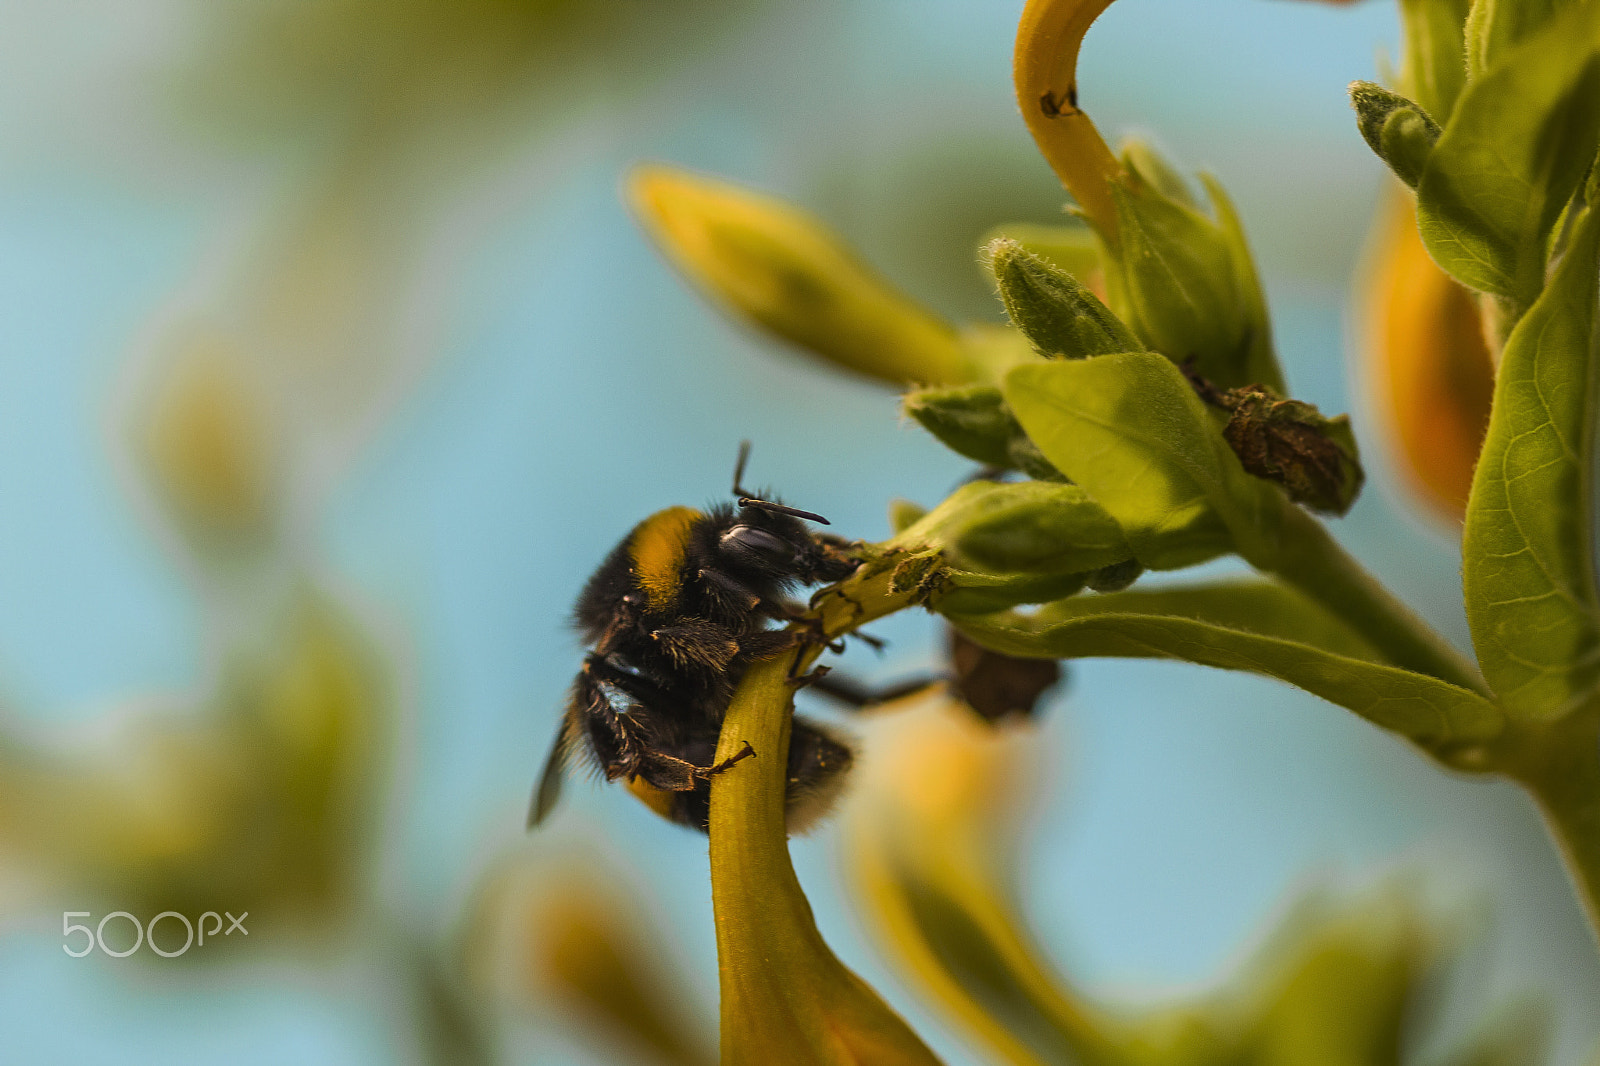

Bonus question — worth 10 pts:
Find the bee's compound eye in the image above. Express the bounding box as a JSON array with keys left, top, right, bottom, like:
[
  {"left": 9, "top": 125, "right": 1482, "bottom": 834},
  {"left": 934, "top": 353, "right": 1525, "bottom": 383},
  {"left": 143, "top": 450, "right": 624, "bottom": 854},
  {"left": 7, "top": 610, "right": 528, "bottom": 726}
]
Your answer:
[{"left": 720, "top": 524, "right": 795, "bottom": 564}]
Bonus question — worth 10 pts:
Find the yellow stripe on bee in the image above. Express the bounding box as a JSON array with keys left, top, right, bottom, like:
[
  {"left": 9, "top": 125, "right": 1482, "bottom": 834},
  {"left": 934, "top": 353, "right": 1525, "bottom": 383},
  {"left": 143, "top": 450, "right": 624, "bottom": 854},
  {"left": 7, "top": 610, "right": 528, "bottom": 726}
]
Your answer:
[
  {"left": 629, "top": 505, "right": 701, "bottom": 612},
  {"left": 626, "top": 777, "right": 680, "bottom": 820}
]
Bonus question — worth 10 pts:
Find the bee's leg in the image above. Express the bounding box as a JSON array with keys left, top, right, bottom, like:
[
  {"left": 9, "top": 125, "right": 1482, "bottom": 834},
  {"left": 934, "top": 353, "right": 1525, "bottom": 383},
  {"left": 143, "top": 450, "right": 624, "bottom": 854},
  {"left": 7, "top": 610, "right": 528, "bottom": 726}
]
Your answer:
[
  {"left": 789, "top": 663, "right": 834, "bottom": 690},
  {"left": 698, "top": 741, "right": 757, "bottom": 777},
  {"left": 803, "top": 670, "right": 942, "bottom": 711},
  {"left": 647, "top": 620, "right": 741, "bottom": 673},
  {"left": 847, "top": 630, "right": 886, "bottom": 652},
  {"left": 697, "top": 568, "right": 822, "bottom": 632},
  {"left": 697, "top": 567, "right": 762, "bottom": 615},
  {"left": 740, "top": 627, "right": 804, "bottom": 662},
  {"left": 635, "top": 742, "right": 756, "bottom": 791},
  {"left": 573, "top": 673, "right": 651, "bottom": 780},
  {"left": 797, "top": 538, "right": 861, "bottom": 583}
]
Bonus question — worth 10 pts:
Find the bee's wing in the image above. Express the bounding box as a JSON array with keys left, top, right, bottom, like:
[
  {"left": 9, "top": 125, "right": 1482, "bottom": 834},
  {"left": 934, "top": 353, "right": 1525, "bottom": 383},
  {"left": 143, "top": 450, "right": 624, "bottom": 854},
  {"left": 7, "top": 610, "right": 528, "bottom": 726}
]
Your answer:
[{"left": 527, "top": 714, "right": 574, "bottom": 830}]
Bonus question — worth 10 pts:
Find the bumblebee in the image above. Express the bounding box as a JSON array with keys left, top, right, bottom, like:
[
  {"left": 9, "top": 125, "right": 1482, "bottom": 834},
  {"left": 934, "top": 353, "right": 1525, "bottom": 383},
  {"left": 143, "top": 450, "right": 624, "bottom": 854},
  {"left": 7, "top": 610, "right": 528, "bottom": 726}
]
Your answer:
[{"left": 528, "top": 445, "right": 860, "bottom": 833}]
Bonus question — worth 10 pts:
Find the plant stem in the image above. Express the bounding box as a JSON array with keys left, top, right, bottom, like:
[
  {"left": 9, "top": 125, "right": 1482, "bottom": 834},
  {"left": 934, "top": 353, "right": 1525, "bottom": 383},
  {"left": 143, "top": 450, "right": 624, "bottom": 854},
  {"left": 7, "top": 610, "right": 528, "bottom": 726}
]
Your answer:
[
  {"left": 1267, "top": 503, "right": 1489, "bottom": 696},
  {"left": 1516, "top": 702, "right": 1600, "bottom": 946}
]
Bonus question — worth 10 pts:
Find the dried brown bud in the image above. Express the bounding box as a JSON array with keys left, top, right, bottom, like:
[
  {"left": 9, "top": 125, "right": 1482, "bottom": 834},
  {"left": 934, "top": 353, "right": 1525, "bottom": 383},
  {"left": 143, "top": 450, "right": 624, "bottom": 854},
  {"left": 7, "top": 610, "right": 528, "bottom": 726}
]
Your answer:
[{"left": 1215, "top": 385, "right": 1365, "bottom": 516}]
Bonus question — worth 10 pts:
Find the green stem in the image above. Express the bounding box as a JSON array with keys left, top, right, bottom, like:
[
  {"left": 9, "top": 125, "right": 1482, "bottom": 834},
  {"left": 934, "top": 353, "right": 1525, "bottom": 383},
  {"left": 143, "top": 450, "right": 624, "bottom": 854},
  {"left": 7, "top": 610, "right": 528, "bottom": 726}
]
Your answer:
[
  {"left": 1515, "top": 703, "right": 1600, "bottom": 947},
  {"left": 1266, "top": 504, "right": 1488, "bottom": 696}
]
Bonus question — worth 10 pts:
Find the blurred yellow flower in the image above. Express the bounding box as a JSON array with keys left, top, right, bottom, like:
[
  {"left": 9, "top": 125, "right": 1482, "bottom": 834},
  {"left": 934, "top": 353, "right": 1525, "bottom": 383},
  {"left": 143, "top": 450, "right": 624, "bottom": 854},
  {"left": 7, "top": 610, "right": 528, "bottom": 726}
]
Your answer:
[
  {"left": 841, "top": 693, "right": 1471, "bottom": 1066},
  {"left": 1360, "top": 187, "right": 1494, "bottom": 522},
  {"left": 0, "top": 591, "right": 385, "bottom": 942},
  {"left": 139, "top": 334, "right": 278, "bottom": 549},
  {"left": 842, "top": 694, "right": 1137, "bottom": 1066},
  {"left": 475, "top": 851, "right": 716, "bottom": 1066}
]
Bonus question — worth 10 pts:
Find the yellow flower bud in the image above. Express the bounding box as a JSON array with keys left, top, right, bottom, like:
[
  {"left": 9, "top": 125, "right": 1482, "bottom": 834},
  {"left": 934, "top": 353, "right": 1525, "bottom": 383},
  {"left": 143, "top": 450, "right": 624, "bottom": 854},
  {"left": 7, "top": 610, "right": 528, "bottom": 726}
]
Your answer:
[{"left": 629, "top": 165, "right": 971, "bottom": 387}]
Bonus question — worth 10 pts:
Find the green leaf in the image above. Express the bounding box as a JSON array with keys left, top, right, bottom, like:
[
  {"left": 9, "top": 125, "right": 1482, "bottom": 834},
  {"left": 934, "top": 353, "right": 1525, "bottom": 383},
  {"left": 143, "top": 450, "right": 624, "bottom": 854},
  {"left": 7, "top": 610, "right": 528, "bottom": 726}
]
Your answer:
[
  {"left": 1464, "top": 0, "right": 1561, "bottom": 81},
  {"left": 1003, "top": 354, "right": 1284, "bottom": 571},
  {"left": 1462, "top": 204, "right": 1600, "bottom": 719},
  {"left": 903, "top": 384, "right": 1064, "bottom": 480},
  {"left": 949, "top": 582, "right": 1506, "bottom": 752},
  {"left": 985, "top": 239, "right": 1143, "bottom": 360},
  {"left": 1417, "top": 1, "right": 1600, "bottom": 307},
  {"left": 1399, "top": 0, "right": 1471, "bottom": 120}
]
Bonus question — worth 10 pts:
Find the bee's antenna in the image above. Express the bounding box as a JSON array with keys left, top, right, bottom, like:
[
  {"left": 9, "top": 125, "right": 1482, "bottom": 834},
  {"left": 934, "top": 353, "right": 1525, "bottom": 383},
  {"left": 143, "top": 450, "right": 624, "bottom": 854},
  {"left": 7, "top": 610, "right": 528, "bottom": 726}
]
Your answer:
[
  {"left": 730, "top": 439, "right": 831, "bottom": 524},
  {"left": 732, "top": 440, "right": 753, "bottom": 498}
]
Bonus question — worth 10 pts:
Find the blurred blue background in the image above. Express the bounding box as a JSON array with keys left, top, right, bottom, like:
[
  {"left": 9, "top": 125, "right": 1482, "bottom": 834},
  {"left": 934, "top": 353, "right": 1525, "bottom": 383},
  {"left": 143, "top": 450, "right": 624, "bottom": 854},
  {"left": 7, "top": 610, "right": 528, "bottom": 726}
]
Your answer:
[{"left": 0, "top": 0, "right": 1596, "bottom": 1062}]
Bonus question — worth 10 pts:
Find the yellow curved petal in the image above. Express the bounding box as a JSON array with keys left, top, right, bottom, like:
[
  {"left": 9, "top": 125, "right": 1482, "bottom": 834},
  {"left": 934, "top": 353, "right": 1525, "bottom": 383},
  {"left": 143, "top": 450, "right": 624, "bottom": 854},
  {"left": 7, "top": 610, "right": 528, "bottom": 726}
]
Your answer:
[
  {"left": 1013, "top": 0, "right": 1125, "bottom": 245},
  {"left": 709, "top": 654, "right": 943, "bottom": 1066}
]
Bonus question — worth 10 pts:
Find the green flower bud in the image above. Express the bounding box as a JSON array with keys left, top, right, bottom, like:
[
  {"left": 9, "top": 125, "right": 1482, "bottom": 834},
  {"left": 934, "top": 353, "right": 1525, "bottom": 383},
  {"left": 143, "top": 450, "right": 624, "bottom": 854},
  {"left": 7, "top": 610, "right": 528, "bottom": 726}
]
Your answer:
[
  {"left": 902, "top": 384, "right": 1064, "bottom": 478},
  {"left": 985, "top": 238, "right": 1141, "bottom": 359},
  {"left": 887, "top": 498, "right": 929, "bottom": 535},
  {"left": 903, "top": 385, "right": 1018, "bottom": 467},
  {"left": 871, "top": 481, "right": 1134, "bottom": 613},
  {"left": 1006, "top": 435, "right": 1065, "bottom": 482},
  {"left": 1121, "top": 138, "right": 1201, "bottom": 208},
  {"left": 950, "top": 480, "right": 1130, "bottom": 574},
  {"left": 1107, "top": 151, "right": 1285, "bottom": 392},
  {"left": 1350, "top": 82, "right": 1441, "bottom": 188},
  {"left": 979, "top": 221, "right": 1100, "bottom": 280}
]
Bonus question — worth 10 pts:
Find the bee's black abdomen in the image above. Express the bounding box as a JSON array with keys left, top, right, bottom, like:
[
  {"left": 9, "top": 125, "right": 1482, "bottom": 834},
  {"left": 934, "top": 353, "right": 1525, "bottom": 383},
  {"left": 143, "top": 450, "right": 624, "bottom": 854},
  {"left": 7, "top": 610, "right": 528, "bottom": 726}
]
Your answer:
[
  {"left": 647, "top": 717, "right": 856, "bottom": 834},
  {"left": 572, "top": 537, "right": 640, "bottom": 642}
]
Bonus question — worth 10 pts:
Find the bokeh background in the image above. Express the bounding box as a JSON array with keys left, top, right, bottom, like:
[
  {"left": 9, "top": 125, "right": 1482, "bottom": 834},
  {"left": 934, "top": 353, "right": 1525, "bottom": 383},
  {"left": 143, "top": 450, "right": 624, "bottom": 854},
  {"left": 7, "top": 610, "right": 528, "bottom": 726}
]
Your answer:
[{"left": 0, "top": 0, "right": 1596, "bottom": 1062}]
